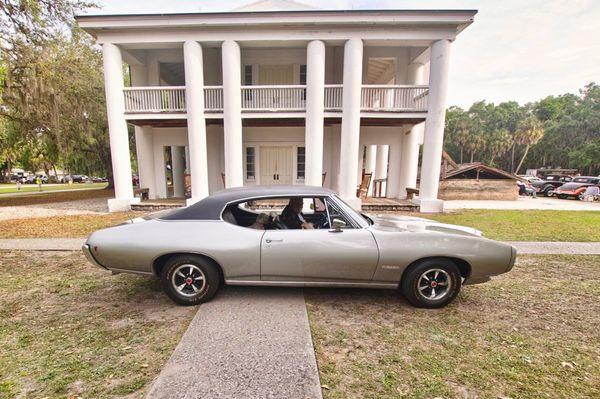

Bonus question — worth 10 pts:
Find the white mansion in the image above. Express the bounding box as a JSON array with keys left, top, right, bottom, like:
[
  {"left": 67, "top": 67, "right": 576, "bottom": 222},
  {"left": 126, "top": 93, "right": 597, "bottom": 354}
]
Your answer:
[{"left": 77, "top": 2, "right": 476, "bottom": 212}]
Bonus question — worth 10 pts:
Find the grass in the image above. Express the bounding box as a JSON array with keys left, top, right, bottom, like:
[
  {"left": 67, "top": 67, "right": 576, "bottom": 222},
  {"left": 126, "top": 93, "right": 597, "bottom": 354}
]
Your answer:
[
  {"left": 306, "top": 255, "right": 600, "bottom": 399},
  {"left": 410, "top": 210, "right": 600, "bottom": 242},
  {"left": 0, "top": 212, "right": 149, "bottom": 238},
  {"left": 0, "top": 251, "right": 196, "bottom": 399},
  {"left": 0, "top": 183, "right": 108, "bottom": 194},
  {"left": 0, "top": 187, "right": 113, "bottom": 207}
]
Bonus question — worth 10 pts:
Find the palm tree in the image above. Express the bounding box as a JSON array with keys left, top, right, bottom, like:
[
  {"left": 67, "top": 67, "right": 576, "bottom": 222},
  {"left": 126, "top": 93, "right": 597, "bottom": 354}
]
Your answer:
[{"left": 514, "top": 116, "right": 545, "bottom": 174}]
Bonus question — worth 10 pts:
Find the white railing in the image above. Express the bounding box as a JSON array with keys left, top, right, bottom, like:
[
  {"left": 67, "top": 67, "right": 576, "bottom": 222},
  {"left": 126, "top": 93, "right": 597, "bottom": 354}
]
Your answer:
[
  {"left": 324, "top": 84, "right": 343, "bottom": 111},
  {"left": 123, "top": 86, "right": 186, "bottom": 113},
  {"left": 123, "top": 85, "right": 430, "bottom": 114},
  {"left": 241, "top": 85, "right": 306, "bottom": 111},
  {"left": 204, "top": 86, "right": 223, "bottom": 112},
  {"left": 361, "top": 85, "right": 429, "bottom": 111}
]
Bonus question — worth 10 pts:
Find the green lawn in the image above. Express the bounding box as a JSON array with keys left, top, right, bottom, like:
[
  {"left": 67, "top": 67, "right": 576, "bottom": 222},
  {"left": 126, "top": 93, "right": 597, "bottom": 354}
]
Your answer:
[
  {"left": 307, "top": 255, "right": 600, "bottom": 399},
  {"left": 419, "top": 210, "right": 600, "bottom": 242},
  {"left": 0, "top": 182, "right": 108, "bottom": 195},
  {"left": 0, "top": 251, "right": 195, "bottom": 398}
]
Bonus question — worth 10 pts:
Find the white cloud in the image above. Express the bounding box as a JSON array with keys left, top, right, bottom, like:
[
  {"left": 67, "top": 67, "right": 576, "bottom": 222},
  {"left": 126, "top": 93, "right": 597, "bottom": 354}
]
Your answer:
[{"left": 94, "top": 0, "right": 600, "bottom": 106}]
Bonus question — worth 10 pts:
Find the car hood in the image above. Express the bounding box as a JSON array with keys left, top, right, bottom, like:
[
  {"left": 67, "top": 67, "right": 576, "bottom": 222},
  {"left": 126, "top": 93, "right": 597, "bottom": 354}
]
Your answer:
[
  {"left": 556, "top": 182, "right": 591, "bottom": 190},
  {"left": 369, "top": 215, "right": 483, "bottom": 237}
]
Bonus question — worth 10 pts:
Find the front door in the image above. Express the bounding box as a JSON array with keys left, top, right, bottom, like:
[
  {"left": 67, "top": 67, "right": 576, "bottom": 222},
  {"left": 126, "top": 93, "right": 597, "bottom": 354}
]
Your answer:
[
  {"left": 260, "top": 228, "right": 379, "bottom": 282},
  {"left": 260, "top": 146, "right": 294, "bottom": 185}
]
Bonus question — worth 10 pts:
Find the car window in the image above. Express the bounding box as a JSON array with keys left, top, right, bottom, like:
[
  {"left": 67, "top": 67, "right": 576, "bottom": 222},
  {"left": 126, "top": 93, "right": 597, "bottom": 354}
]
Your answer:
[
  {"left": 325, "top": 197, "right": 354, "bottom": 229},
  {"left": 574, "top": 178, "right": 590, "bottom": 183},
  {"left": 222, "top": 196, "right": 331, "bottom": 230}
]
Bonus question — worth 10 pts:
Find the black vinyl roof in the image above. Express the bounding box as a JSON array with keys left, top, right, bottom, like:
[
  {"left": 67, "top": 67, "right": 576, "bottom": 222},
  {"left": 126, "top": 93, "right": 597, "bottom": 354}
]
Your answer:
[{"left": 161, "top": 185, "right": 335, "bottom": 220}]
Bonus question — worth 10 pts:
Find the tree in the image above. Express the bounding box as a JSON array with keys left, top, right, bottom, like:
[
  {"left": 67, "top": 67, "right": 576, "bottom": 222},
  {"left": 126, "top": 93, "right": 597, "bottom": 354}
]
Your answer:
[
  {"left": 569, "top": 142, "right": 600, "bottom": 175},
  {"left": 513, "top": 115, "right": 545, "bottom": 174}
]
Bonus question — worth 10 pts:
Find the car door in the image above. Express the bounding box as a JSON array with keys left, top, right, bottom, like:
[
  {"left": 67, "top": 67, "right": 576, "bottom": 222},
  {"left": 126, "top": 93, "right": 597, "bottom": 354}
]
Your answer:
[{"left": 260, "top": 198, "right": 379, "bottom": 282}]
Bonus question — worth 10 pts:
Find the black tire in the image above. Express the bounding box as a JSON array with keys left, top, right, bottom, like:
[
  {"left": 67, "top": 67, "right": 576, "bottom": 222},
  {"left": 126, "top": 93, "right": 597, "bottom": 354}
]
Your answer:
[
  {"left": 401, "top": 258, "right": 462, "bottom": 308},
  {"left": 557, "top": 194, "right": 567, "bottom": 199},
  {"left": 160, "top": 254, "right": 221, "bottom": 306},
  {"left": 543, "top": 187, "right": 554, "bottom": 197}
]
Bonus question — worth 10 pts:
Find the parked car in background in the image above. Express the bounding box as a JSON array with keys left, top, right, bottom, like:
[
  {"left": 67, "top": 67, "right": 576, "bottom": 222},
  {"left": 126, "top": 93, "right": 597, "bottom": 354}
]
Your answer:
[
  {"left": 518, "top": 175, "right": 542, "bottom": 183},
  {"left": 24, "top": 174, "right": 48, "bottom": 184},
  {"left": 92, "top": 176, "right": 108, "bottom": 183},
  {"left": 83, "top": 186, "right": 517, "bottom": 309},
  {"left": 554, "top": 176, "right": 600, "bottom": 199},
  {"left": 530, "top": 174, "right": 572, "bottom": 196},
  {"left": 132, "top": 174, "right": 139, "bottom": 187}
]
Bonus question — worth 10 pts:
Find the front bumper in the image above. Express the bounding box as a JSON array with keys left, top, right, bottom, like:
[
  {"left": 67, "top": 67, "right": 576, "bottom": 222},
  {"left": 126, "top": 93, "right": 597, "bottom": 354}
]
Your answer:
[{"left": 82, "top": 244, "right": 108, "bottom": 270}]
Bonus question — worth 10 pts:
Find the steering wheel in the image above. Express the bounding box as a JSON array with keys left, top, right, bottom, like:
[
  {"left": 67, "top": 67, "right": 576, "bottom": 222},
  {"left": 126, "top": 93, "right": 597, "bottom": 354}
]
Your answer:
[{"left": 314, "top": 213, "right": 329, "bottom": 229}]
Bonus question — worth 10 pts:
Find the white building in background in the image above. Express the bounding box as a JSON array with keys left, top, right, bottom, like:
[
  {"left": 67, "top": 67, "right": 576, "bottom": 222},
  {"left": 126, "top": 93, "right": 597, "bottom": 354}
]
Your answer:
[{"left": 76, "top": 1, "right": 476, "bottom": 212}]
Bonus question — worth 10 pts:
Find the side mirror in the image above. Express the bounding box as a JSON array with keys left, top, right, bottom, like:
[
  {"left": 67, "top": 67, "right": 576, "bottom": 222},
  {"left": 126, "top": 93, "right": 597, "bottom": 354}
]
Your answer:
[{"left": 331, "top": 218, "right": 347, "bottom": 232}]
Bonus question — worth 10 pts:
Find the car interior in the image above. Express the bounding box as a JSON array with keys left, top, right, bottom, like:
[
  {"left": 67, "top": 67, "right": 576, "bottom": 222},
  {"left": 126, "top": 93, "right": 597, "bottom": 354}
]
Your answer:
[{"left": 221, "top": 196, "right": 354, "bottom": 230}]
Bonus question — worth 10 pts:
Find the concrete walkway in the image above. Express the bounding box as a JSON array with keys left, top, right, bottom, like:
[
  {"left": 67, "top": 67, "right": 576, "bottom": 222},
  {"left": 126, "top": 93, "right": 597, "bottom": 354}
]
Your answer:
[
  {"left": 445, "top": 197, "right": 600, "bottom": 211},
  {"left": 146, "top": 286, "right": 323, "bottom": 399},
  {"left": 0, "top": 238, "right": 85, "bottom": 251}
]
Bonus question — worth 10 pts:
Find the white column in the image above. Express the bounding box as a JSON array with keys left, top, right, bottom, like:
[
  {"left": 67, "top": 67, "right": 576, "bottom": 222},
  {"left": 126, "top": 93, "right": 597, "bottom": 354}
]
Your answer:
[
  {"left": 184, "top": 147, "right": 190, "bottom": 172},
  {"left": 184, "top": 40, "right": 210, "bottom": 204},
  {"left": 134, "top": 126, "right": 156, "bottom": 199},
  {"left": 338, "top": 38, "right": 363, "bottom": 208},
  {"left": 171, "top": 146, "right": 185, "bottom": 197},
  {"left": 153, "top": 145, "right": 167, "bottom": 199},
  {"left": 398, "top": 62, "right": 425, "bottom": 199},
  {"left": 419, "top": 40, "right": 451, "bottom": 213},
  {"left": 102, "top": 43, "right": 135, "bottom": 211},
  {"left": 364, "top": 145, "right": 377, "bottom": 195},
  {"left": 222, "top": 40, "right": 244, "bottom": 188},
  {"left": 305, "top": 40, "right": 326, "bottom": 186},
  {"left": 373, "top": 144, "right": 388, "bottom": 196}
]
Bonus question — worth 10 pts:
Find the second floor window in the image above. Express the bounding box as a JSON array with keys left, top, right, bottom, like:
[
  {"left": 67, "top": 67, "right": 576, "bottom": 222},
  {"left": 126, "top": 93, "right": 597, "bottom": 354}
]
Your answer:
[
  {"left": 244, "top": 65, "right": 253, "bottom": 85},
  {"left": 300, "top": 64, "right": 307, "bottom": 100},
  {"left": 299, "top": 65, "right": 307, "bottom": 85}
]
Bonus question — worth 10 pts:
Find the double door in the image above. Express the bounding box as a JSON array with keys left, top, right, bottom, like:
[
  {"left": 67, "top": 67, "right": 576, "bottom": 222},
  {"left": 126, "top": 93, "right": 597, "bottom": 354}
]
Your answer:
[{"left": 259, "top": 146, "right": 294, "bottom": 185}]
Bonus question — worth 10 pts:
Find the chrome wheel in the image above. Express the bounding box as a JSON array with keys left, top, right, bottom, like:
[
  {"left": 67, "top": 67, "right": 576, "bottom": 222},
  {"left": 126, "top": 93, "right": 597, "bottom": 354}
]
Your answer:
[
  {"left": 417, "top": 268, "right": 451, "bottom": 301},
  {"left": 171, "top": 264, "right": 206, "bottom": 297}
]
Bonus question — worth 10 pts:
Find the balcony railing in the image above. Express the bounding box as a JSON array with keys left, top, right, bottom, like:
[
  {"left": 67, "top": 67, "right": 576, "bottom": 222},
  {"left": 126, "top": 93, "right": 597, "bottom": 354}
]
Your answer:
[
  {"left": 324, "top": 84, "right": 343, "bottom": 111},
  {"left": 241, "top": 85, "right": 306, "bottom": 111},
  {"left": 123, "top": 86, "right": 186, "bottom": 113},
  {"left": 122, "top": 85, "right": 429, "bottom": 114},
  {"left": 361, "top": 85, "right": 429, "bottom": 111},
  {"left": 204, "top": 86, "right": 223, "bottom": 112}
]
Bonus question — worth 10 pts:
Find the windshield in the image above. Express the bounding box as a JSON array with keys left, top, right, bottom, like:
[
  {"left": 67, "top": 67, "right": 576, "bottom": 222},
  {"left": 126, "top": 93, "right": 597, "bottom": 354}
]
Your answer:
[{"left": 332, "top": 195, "right": 370, "bottom": 228}]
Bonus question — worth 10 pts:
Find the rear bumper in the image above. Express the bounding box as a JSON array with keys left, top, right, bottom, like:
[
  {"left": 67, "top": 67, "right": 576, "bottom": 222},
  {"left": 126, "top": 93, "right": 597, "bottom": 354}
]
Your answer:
[
  {"left": 82, "top": 244, "right": 108, "bottom": 271},
  {"left": 507, "top": 246, "right": 517, "bottom": 272}
]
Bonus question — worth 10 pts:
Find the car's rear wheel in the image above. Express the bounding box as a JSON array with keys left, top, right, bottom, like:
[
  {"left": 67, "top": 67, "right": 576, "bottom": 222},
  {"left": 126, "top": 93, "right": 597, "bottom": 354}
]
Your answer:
[
  {"left": 544, "top": 187, "right": 554, "bottom": 197},
  {"left": 401, "top": 259, "right": 462, "bottom": 308},
  {"left": 160, "top": 255, "right": 220, "bottom": 306},
  {"left": 557, "top": 194, "right": 567, "bottom": 199}
]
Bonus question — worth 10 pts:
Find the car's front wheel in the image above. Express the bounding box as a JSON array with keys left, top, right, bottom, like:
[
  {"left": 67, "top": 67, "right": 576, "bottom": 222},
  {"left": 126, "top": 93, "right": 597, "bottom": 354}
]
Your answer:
[
  {"left": 401, "top": 259, "right": 462, "bottom": 308},
  {"left": 160, "top": 255, "right": 221, "bottom": 306}
]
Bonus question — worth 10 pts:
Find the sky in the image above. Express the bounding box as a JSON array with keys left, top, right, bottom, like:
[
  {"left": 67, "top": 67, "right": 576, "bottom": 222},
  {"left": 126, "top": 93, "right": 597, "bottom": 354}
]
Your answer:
[{"left": 91, "top": 0, "right": 600, "bottom": 108}]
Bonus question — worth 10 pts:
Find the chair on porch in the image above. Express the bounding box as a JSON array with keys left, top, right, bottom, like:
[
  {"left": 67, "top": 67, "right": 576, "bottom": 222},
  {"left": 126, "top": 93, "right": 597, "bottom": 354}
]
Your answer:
[
  {"left": 356, "top": 172, "right": 372, "bottom": 199},
  {"left": 322, "top": 172, "right": 327, "bottom": 186},
  {"left": 221, "top": 173, "right": 226, "bottom": 188}
]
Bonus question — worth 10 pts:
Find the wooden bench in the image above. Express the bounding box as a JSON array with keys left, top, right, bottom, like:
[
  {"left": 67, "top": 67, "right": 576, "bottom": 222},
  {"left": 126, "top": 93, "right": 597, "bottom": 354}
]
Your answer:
[
  {"left": 405, "top": 187, "right": 419, "bottom": 199},
  {"left": 134, "top": 187, "right": 149, "bottom": 200}
]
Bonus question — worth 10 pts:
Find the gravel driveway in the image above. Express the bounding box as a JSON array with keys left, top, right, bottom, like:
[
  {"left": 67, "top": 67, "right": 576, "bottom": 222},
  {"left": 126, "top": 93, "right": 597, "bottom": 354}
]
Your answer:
[{"left": 0, "top": 197, "right": 108, "bottom": 221}]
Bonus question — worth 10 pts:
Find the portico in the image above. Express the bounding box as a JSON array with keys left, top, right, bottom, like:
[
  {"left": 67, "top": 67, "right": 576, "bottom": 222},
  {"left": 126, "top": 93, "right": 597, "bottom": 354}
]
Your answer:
[{"left": 79, "top": 8, "right": 475, "bottom": 212}]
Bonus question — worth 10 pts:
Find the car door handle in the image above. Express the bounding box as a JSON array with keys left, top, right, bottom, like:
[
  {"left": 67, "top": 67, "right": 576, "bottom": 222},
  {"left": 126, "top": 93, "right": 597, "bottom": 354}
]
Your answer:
[{"left": 265, "top": 238, "right": 283, "bottom": 243}]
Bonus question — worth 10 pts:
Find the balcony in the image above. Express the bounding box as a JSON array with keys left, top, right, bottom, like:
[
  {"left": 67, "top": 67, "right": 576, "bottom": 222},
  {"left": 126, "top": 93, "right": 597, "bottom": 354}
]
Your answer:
[{"left": 123, "top": 85, "right": 428, "bottom": 115}]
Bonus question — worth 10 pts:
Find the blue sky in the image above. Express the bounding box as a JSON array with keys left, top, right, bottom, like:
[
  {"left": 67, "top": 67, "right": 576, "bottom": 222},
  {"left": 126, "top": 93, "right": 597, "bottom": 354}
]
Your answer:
[{"left": 92, "top": 0, "right": 600, "bottom": 108}]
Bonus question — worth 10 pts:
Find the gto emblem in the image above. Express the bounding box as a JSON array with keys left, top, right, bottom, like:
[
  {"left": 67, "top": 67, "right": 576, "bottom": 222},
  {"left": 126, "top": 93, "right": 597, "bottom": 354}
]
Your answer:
[{"left": 381, "top": 265, "right": 400, "bottom": 270}]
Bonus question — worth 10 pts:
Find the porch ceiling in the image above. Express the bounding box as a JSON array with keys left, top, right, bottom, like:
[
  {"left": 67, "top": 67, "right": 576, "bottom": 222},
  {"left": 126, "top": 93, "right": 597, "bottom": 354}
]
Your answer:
[{"left": 126, "top": 117, "right": 425, "bottom": 128}]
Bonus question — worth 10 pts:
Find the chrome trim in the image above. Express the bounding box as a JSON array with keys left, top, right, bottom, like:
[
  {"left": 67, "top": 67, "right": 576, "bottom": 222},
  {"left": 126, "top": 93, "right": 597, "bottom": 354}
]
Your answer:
[
  {"left": 225, "top": 279, "right": 398, "bottom": 289},
  {"left": 81, "top": 244, "right": 108, "bottom": 270}
]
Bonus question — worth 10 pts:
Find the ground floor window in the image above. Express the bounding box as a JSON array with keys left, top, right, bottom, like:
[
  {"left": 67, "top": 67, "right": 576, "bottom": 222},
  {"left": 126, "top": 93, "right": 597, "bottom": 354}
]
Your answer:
[
  {"left": 245, "top": 147, "right": 256, "bottom": 180},
  {"left": 297, "top": 146, "right": 305, "bottom": 180}
]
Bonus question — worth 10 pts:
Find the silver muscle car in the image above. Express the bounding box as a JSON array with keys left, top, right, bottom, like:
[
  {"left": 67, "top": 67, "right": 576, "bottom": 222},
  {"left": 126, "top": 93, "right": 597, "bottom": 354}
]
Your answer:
[{"left": 82, "top": 186, "right": 516, "bottom": 308}]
